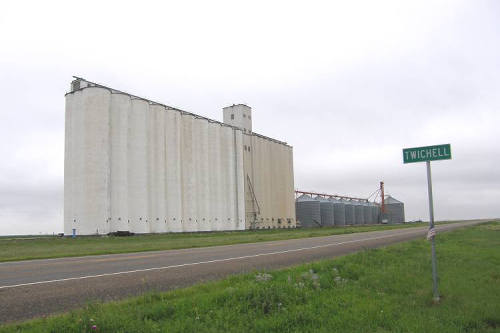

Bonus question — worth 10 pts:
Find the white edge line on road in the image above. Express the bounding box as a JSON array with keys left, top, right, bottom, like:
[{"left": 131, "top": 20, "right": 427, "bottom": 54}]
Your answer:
[
  {"left": 0, "top": 222, "right": 473, "bottom": 266},
  {"left": 0, "top": 228, "right": 426, "bottom": 290},
  {"left": 0, "top": 226, "right": 429, "bottom": 266}
]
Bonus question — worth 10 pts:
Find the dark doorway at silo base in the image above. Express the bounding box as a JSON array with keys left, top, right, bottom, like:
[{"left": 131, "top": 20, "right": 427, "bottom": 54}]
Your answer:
[{"left": 109, "top": 231, "right": 135, "bottom": 237}]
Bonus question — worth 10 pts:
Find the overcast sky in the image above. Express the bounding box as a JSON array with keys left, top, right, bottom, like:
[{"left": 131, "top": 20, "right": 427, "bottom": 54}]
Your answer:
[{"left": 1, "top": 0, "right": 499, "bottom": 235}]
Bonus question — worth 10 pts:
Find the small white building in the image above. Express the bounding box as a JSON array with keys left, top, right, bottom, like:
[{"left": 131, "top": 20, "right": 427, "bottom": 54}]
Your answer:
[{"left": 64, "top": 78, "right": 295, "bottom": 235}]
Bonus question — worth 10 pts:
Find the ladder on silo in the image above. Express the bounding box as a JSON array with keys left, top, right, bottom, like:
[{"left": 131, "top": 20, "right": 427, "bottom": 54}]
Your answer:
[{"left": 246, "top": 175, "right": 261, "bottom": 229}]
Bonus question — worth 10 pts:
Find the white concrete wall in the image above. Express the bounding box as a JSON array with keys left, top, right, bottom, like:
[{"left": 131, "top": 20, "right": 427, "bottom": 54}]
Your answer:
[
  {"left": 208, "top": 122, "right": 223, "bottom": 231},
  {"left": 181, "top": 114, "right": 196, "bottom": 232},
  {"left": 197, "top": 118, "right": 210, "bottom": 231},
  {"left": 235, "top": 130, "right": 246, "bottom": 230},
  {"left": 64, "top": 81, "right": 293, "bottom": 235},
  {"left": 246, "top": 135, "right": 296, "bottom": 229},
  {"left": 220, "top": 126, "right": 231, "bottom": 230},
  {"left": 63, "top": 93, "right": 74, "bottom": 235},
  {"left": 191, "top": 117, "right": 202, "bottom": 232},
  {"left": 150, "top": 104, "right": 167, "bottom": 233},
  {"left": 109, "top": 93, "right": 129, "bottom": 232},
  {"left": 64, "top": 87, "right": 111, "bottom": 235},
  {"left": 165, "top": 109, "right": 183, "bottom": 232},
  {"left": 128, "top": 99, "right": 149, "bottom": 233},
  {"left": 285, "top": 146, "right": 295, "bottom": 223}
]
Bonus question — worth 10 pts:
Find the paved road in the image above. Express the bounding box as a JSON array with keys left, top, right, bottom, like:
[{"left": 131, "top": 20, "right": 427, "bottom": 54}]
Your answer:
[{"left": 0, "top": 220, "right": 484, "bottom": 323}]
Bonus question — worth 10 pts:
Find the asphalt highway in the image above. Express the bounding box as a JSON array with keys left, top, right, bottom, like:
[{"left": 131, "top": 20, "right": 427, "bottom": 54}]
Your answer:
[{"left": 0, "top": 220, "right": 484, "bottom": 323}]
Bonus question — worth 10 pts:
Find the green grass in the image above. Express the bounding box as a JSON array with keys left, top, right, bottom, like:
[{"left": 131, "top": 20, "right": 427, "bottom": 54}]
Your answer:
[
  {"left": 2, "top": 221, "right": 499, "bottom": 332},
  {"left": 0, "top": 222, "right": 439, "bottom": 262}
]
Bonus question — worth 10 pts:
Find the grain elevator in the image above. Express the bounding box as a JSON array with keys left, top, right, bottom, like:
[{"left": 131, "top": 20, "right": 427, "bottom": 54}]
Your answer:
[{"left": 64, "top": 78, "right": 295, "bottom": 235}]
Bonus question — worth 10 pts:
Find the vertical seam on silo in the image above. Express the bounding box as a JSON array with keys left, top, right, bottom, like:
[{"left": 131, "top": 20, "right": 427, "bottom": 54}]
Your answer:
[
  {"left": 106, "top": 92, "right": 112, "bottom": 234},
  {"left": 163, "top": 108, "right": 167, "bottom": 232},
  {"left": 164, "top": 110, "right": 169, "bottom": 232},
  {"left": 250, "top": 134, "right": 255, "bottom": 228},
  {"left": 65, "top": 93, "right": 74, "bottom": 234},
  {"left": 125, "top": 97, "right": 130, "bottom": 231},
  {"left": 179, "top": 114, "right": 184, "bottom": 231},
  {"left": 233, "top": 130, "right": 239, "bottom": 228},
  {"left": 148, "top": 104, "right": 153, "bottom": 233}
]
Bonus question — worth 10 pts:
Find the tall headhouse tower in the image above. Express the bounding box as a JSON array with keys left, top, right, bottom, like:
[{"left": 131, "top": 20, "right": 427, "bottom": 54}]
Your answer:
[{"left": 223, "top": 104, "right": 252, "bottom": 133}]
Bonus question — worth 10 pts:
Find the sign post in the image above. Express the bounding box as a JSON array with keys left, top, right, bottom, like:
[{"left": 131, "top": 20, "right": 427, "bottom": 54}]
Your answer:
[{"left": 403, "top": 143, "right": 451, "bottom": 303}]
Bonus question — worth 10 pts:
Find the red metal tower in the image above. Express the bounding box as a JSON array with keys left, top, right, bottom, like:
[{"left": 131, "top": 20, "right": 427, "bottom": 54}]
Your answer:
[{"left": 380, "top": 181, "right": 385, "bottom": 213}]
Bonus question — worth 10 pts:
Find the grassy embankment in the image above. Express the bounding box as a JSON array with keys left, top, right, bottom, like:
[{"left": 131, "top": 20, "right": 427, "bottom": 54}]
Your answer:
[
  {"left": 2, "top": 221, "right": 499, "bottom": 332},
  {"left": 0, "top": 222, "right": 437, "bottom": 262}
]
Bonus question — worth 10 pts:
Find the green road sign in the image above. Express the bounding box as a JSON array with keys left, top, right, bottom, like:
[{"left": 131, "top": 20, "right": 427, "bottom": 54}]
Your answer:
[
  {"left": 403, "top": 144, "right": 451, "bottom": 164},
  {"left": 402, "top": 143, "right": 452, "bottom": 303}
]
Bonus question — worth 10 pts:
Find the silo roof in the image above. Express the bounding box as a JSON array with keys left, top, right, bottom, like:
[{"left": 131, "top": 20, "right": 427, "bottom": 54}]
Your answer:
[
  {"left": 297, "top": 194, "right": 316, "bottom": 202},
  {"left": 385, "top": 195, "right": 403, "bottom": 204}
]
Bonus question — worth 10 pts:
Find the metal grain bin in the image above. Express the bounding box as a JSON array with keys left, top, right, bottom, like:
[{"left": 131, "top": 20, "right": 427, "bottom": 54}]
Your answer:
[
  {"left": 384, "top": 195, "right": 405, "bottom": 224},
  {"left": 315, "top": 196, "right": 334, "bottom": 227},
  {"left": 342, "top": 199, "right": 355, "bottom": 225},
  {"left": 363, "top": 201, "right": 372, "bottom": 224},
  {"left": 295, "top": 194, "right": 321, "bottom": 228},
  {"left": 331, "top": 198, "right": 345, "bottom": 226},
  {"left": 353, "top": 200, "right": 365, "bottom": 225},
  {"left": 371, "top": 202, "right": 380, "bottom": 224}
]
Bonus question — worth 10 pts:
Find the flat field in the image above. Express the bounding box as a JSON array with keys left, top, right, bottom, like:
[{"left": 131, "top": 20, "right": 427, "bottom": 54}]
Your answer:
[
  {"left": 2, "top": 221, "right": 499, "bottom": 332},
  {"left": 0, "top": 223, "right": 435, "bottom": 262}
]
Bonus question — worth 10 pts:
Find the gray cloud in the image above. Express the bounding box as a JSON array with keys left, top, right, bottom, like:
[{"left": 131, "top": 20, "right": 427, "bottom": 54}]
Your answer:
[{"left": 0, "top": 0, "right": 499, "bottom": 234}]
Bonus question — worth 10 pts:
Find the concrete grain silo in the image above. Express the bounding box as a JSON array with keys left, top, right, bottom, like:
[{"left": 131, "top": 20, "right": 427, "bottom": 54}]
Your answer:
[
  {"left": 295, "top": 195, "right": 321, "bottom": 228},
  {"left": 64, "top": 78, "right": 295, "bottom": 235}
]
